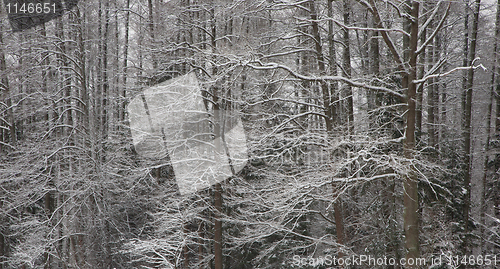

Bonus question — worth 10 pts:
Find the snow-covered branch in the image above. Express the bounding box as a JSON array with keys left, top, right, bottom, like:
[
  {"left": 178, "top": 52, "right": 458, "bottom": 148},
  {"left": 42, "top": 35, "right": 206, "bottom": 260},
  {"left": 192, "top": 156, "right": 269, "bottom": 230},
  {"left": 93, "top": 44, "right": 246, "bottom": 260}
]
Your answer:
[
  {"left": 413, "top": 60, "right": 486, "bottom": 84},
  {"left": 245, "top": 61, "right": 405, "bottom": 100}
]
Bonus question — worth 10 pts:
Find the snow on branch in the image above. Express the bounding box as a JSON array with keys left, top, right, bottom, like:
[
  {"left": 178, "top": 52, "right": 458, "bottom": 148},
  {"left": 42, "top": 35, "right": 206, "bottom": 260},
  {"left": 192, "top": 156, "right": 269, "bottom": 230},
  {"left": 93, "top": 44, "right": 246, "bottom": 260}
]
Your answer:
[
  {"left": 0, "top": 140, "right": 15, "bottom": 149},
  {"left": 331, "top": 18, "right": 410, "bottom": 38},
  {"left": 413, "top": 59, "right": 486, "bottom": 84},
  {"left": 245, "top": 61, "right": 405, "bottom": 100},
  {"left": 418, "top": 0, "right": 445, "bottom": 39}
]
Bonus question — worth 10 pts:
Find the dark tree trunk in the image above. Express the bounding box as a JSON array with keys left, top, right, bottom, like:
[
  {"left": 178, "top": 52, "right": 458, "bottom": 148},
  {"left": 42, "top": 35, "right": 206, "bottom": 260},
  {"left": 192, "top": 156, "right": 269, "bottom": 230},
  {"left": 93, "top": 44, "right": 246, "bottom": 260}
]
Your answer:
[
  {"left": 462, "top": 0, "right": 481, "bottom": 261},
  {"left": 343, "top": 0, "right": 354, "bottom": 135},
  {"left": 121, "top": 0, "right": 130, "bottom": 126},
  {"left": 327, "top": 0, "right": 338, "bottom": 127},
  {"left": 402, "top": 1, "right": 420, "bottom": 267},
  {"left": 494, "top": 0, "right": 500, "bottom": 231}
]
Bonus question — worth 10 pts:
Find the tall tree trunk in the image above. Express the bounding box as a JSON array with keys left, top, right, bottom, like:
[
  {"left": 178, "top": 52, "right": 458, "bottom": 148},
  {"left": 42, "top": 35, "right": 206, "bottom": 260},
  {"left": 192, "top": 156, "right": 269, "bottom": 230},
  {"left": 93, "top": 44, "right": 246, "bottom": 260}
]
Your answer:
[
  {"left": 427, "top": 28, "right": 442, "bottom": 150},
  {"left": 416, "top": 2, "right": 427, "bottom": 142},
  {"left": 368, "top": 9, "right": 380, "bottom": 130},
  {"left": 213, "top": 86, "right": 223, "bottom": 269},
  {"left": 0, "top": 22, "right": 16, "bottom": 149},
  {"left": 427, "top": 18, "right": 436, "bottom": 148},
  {"left": 121, "top": 0, "right": 130, "bottom": 126},
  {"left": 484, "top": 0, "right": 500, "bottom": 257},
  {"left": 43, "top": 19, "right": 56, "bottom": 262},
  {"left": 433, "top": 34, "right": 441, "bottom": 148},
  {"left": 367, "top": 0, "right": 422, "bottom": 265},
  {"left": 0, "top": 200, "right": 4, "bottom": 269},
  {"left": 210, "top": 6, "right": 223, "bottom": 269},
  {"left": 311, "top": 1, "right": 345, "bottom": 260},
  {"left": 462, "top": 0, "right": 480, "bottom": 261},
  {"left": 462, "top": 0, "right": 470, "bottom": 114},
  {"left": 480, "top": 63, "right": 495, "bottom": 256},
  {"left": 213, "top": 182, "right": 223, "bottom": 269},
  {"left": 101, "top": 0, "right": 110, "bottom": 149},
  {"left": 327, "top": 0, "right": 338, "bottom": 127},
  {"left": 148, "top": 0, "right": 157, "bottom": 70},
  {"left": 402, "top": 1, "right": 420, "bottom": 267},
  {"left": 343, "top": 0, "right": 354, "bottom": 135},
  {"left": 494, "top": 0, "right": 500, "bottom": 232}
]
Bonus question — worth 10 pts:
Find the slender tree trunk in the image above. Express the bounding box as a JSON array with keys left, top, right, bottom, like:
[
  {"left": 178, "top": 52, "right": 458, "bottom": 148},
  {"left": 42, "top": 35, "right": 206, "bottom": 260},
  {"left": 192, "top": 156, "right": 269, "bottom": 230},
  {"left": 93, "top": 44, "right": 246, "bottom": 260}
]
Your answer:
[
  {"left": 367, "top": 0, "right": 422, "bottom": 265},
  {"left": 494, "top": 0, "right": 500, "bottom": 231},
  {"left": 343, "top": 0, "right": 354, "bottom": 135},
  {"left": 0, "top": 22, "right": 16, "bottom": 149},
  {"left": 433, "top": 34, "right": 441, "bottom": 148},
  {"left": 368, "top": 9, "right": 380, "bottom": 130},
  {"left": 209, "top": 6, "right": 223, "bottom": 269},
  {"left": 462, "top": 0, "right": 470, "bottom": 114},
  {"left": 148, "top": 0, "right": 157, "bottom": 70},
  {"left": 480, "top": 68, "right": 495, "bottom": 256},
  {"left": 102, "top": 0, "right": 110, "bottom": 148},
  {"left": 416, "top": 3, "right": 427, "bottom": 142},
  {"left": 327, "top": 0, "right": 338, "bottom": 128},
  {"left": 310, "top": 0, "right": 331, "bottom": 131},
  {"left": 0, "top": 200, "right": 4, "bottom": 269},
  {"left": 428, "top": 18, "right": 436, "bottom": 148},
  {"left": 121, "top": 0, "right": 130, "bottom": 125},
  {"left": 483, "top": 0, "right": 500, "bottom": 257},
  {"left": 213, "top": 182, "right": 223, "bottom": 269},
  {"left": 462, "top": 0, "right": 481, "bottom": 261},
  {"left": 213, "top": 86, "right": 223, "bottom": 269},
  {"left": 41, "top": 24, "right": 50, "bottom": 123},
  {"left": 402, "top": 2, "right": 420, "bottom": 267}
]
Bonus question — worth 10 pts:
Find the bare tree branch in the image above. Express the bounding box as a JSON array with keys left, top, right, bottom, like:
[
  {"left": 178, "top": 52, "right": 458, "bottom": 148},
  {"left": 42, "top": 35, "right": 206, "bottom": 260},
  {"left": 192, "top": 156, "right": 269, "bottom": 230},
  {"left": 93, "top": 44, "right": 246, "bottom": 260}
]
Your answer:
[
  {"left": 246, "top": 61, "right": 405, "bottom": 100},
  {"left": 413, "top": 60, "right": 485, "bottom": 84},
  {"left": 365, "top": 0, "right": 406, "bottom": 72},
  {"left": 416, "top": 1, "right": 451, "bottom": 55}
]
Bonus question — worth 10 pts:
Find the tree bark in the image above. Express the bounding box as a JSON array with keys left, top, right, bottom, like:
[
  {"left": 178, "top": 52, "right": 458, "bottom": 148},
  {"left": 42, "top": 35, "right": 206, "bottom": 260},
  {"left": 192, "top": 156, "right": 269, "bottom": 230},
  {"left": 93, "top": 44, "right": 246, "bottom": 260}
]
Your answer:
[
  {"left": 214, "top": 183, "right": 223, "bottom": 269},
  {"left": 343, "top": 0, "right": 354, "bottom": 135},
  {"left": 462, "top": 0, "right": 480, "bottom": 261},
  {"left": 0, "top": 21, "right": 16, "bottom": 149},
  {"left": 494, "top": 0, "right": 500, "bottom": 232},
  {"left": 402, "top": 2, "right": 420, "bottom": 267},
  {"left": 121, "top": 0, "right": 130, "bottom": 126},
  {"left": 327, "top": 0, "right": 338, "bottom": 127},
  {"left": 148, "top": 0, "right": 157, "bottom": 70},
  {"left": 0, "top": 200, "right": 4, "bottom": 269},
  {"left": 369, "top": 8, "right": 380, "bottom": 128},
  {"left": 416, "top": 2, "right": 427, "bottom": 142},
  {"left": 427, "top": 20, "right": 436, "bottom": 148},
  {"left": 210, "top": 6, "right": 223, "bottom": 269},
  {"left": 365, "top": 1, "right": 426, "bottom": 265}
]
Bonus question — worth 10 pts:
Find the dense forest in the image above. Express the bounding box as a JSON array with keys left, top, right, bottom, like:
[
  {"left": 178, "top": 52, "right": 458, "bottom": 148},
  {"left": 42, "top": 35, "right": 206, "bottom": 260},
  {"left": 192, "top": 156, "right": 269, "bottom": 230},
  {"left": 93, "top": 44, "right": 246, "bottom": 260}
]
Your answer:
[{"left": 0, "top": 0, "right": 499, "bottom": 268}]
